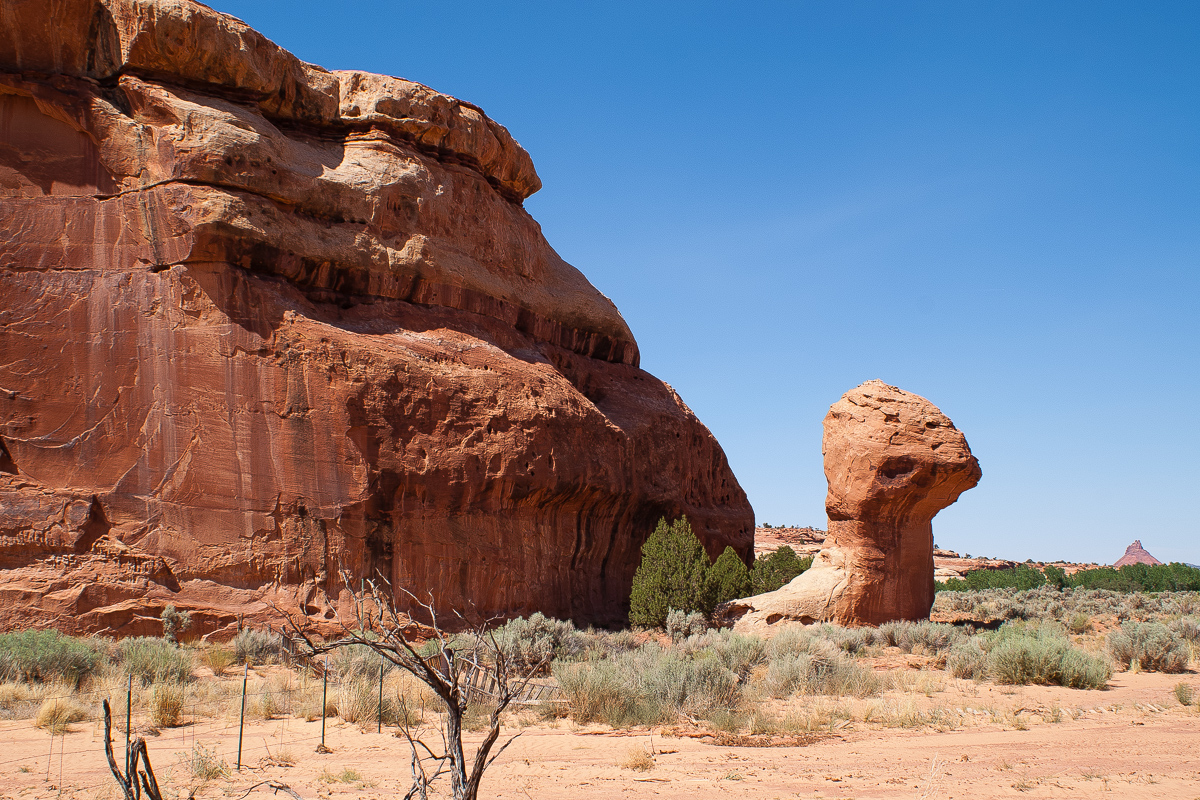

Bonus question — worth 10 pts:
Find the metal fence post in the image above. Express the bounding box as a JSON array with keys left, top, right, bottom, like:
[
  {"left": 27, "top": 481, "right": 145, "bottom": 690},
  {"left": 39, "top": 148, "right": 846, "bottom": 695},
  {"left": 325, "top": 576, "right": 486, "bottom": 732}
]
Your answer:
[
  {"left": 236, "top": 663, "right": 248, "bottom": 770},
  {"left": 320, "top": 659, "right": 328, "bottom": 750},
  {"left": 377, "top": 655, "right": 385, "bottom": 733},
  {"left": 125, "top": 675, "right": 132, "bottom": 778}
]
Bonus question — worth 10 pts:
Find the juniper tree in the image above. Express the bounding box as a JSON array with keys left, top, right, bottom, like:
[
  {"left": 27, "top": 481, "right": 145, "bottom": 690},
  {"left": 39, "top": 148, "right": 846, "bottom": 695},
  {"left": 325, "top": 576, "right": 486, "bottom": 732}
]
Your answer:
[{"left": 628, "top": 517, "right": 715, "bottom": 627}]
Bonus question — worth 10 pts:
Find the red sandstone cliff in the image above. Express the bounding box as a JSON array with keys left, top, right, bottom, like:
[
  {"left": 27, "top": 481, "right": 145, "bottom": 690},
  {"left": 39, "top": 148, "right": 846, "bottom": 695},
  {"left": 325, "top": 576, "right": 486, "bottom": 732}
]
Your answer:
[{"left": 0, "top": 0, "right": 752, "bottom": 636}]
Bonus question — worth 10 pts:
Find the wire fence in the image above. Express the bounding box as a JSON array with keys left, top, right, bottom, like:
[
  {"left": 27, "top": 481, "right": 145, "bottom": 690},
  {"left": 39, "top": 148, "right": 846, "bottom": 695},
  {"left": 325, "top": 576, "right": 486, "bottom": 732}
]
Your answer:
[{"left": 0, "top": 655, "right": 563, "bottom": 792}]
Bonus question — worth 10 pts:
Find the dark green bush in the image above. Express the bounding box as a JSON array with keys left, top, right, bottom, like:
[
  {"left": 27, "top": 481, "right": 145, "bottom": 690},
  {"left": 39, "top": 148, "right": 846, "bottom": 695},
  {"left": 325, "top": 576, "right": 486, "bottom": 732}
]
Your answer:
[
  {"left": 629, "top": 517, "right": 715, "bottom": 627},
  {"left": 939, "top": 562, "right": 1200, "bottom": 594},
  {"left": 938, "top": 564, "right": 1047, "bottom": 592},
  {"left": 709, "top": 546, "right": 751, "bottom": 605},
  {"left": 0, "top": 630, "right": 101, "bottom": 686},
  {"left": 749, "top": 546, "right": 813, "bottom": 595}
]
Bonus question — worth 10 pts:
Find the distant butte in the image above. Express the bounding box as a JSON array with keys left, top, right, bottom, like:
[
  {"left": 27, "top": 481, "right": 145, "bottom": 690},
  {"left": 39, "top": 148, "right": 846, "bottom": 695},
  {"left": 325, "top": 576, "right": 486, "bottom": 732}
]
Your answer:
[{"left": 1113, "top": 540, "right": 1163, "bottom": 568}]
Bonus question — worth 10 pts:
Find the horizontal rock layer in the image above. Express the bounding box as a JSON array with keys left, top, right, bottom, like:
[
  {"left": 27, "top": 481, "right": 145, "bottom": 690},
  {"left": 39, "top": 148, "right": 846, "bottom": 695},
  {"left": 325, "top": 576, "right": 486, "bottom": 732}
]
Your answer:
[{"left": 0, "top": 0, "right": 753, "bottom": 635}]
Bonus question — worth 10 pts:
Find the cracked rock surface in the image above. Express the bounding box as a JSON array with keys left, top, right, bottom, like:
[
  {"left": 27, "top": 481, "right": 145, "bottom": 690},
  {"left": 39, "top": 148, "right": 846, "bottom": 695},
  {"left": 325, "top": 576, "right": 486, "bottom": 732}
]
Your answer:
[
  {"left": 729, "top": 381, "right": 980, "bottom": 629},
  {"left": 0, "top": 0, "right": 752, "bottom": 636}
]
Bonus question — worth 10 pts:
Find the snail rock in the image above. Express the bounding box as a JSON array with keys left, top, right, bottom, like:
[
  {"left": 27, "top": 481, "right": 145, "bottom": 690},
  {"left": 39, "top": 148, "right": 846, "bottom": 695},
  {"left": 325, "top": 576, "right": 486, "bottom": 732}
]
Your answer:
[
  {"left": 730, "top": 381, "right": 980, "bottom": 629},
  {"left": 0, "top": 0, "right": 752, "bottom": 637}
]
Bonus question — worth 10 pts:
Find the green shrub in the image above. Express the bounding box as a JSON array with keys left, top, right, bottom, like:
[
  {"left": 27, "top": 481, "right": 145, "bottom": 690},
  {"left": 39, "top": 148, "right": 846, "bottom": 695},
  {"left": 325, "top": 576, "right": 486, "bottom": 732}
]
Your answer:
[
  {"left": 749, "top": 547, "right": 812, "bottom": 595},
  {"left": 554, "top": 640, "right": 744, "bottom": 726},
  {"left": 666, "top": 610, "right": 708, "bottom": 642},
  {"left": 709, "top": 546, "right": 751, "bottom": 605},
  {"left": 1107, "top": 622, "right": 1190, "bottom": 673},
  {"left": 877, "top": 621, "right": 962, "bottom": 654},
  {"left": 946, "top": 640, "right": 987, "bottom": 680},
  {"left": 938, "top": 565, "right": 1047, "bottom": 592},
  {"left": 985, "top": 623, "right": 1110, "bottom": 688},
  {"left": 118, "top": 637, "right": 193, "bottom": 685},
  {"left": 233, "top": 629, "right": 283, "bottom": 665},
  {"left": 0, "top": 630, "right": 101, "bottom": 687},
  {"left": 493, "top": 612, "right": 586, "bottom": 673},
  {"left": 629, "top": 517, "right": 715, "bottom": 627}
]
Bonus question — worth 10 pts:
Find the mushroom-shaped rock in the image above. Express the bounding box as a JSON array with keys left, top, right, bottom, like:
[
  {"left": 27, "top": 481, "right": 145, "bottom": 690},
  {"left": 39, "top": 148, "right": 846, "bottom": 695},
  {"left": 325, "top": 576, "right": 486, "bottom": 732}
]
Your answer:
[{"left": 731, "top": 380, "right": 981, "bottom": 629}]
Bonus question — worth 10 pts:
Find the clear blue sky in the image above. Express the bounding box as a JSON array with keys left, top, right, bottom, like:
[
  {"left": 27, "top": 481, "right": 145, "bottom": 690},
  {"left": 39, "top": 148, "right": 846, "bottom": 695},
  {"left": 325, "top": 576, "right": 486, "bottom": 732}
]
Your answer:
[{"left": 216, "top": 1, "right": 1199, "bottom": 566}]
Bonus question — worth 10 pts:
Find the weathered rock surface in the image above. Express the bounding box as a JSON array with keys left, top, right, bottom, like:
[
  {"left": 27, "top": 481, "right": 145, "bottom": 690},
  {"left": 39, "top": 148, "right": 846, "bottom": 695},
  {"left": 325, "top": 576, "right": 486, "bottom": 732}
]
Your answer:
[
  {"left": 1113, "top": 540, "right": 1162, "bottom": 568},
  {"left": 731, "top": 381, "right": 980, "bottom": 629},
  {"left": 0, "top": 0, "right": 752, "bottom": 637}
]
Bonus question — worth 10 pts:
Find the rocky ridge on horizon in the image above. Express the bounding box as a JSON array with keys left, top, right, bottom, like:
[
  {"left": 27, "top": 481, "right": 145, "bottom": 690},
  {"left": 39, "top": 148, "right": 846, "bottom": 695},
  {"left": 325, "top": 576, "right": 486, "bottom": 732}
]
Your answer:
[{"left": 0, "top": 0, "right": 753, "bottom": 637}]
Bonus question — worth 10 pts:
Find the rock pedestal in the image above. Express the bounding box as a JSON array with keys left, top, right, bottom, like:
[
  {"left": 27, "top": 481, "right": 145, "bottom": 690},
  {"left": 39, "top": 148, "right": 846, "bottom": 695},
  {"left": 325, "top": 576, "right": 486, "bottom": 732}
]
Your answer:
[{"left": 731, "top": 381, "right": 981, "bottom": 629}]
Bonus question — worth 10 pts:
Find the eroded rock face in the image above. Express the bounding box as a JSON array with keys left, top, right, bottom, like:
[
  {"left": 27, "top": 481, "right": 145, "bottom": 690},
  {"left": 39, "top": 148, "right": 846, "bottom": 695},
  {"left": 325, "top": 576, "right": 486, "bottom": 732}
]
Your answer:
[
  {"left": 0, "top": 0, "right": 752, "bottom": 637},
  {"left": 731, "top": 381, "right": 980, "bottom": 629}
]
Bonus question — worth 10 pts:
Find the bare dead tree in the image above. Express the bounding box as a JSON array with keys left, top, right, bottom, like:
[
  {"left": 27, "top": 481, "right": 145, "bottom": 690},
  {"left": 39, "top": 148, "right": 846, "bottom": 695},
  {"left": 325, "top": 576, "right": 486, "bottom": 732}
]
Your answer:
[
  {"left": 278, "top": 573, "right": 545, "bottom": 800},
  {"left": 102, "top": 699, "right": 164, "bottom": 800}
]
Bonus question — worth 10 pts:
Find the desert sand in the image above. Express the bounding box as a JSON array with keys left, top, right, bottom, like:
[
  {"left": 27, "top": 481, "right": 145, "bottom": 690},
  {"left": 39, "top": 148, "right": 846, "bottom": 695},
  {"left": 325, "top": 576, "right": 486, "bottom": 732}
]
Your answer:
[{"left": 2, "top": 671, "right": 1196, "bottom": 800}]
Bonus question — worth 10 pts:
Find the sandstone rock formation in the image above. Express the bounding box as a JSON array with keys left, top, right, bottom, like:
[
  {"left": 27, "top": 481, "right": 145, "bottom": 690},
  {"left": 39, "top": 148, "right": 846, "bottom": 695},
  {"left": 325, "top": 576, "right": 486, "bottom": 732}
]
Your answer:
[
  {"left": 1113, "top": 540, "right": 1162, "bottom": 568},
  {"left": 731, "top": 381, "right": 981, "bottom": 629},
  {"left": 0, "top": 0, "right": 752, "bottom": 637}
]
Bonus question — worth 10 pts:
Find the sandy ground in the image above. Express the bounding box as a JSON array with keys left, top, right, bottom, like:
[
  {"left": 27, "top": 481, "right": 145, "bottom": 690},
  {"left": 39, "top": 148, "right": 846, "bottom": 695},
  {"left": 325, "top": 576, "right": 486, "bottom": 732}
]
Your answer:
[{"left": 2, "top": 672, "right": 1198, "bottom": 800}]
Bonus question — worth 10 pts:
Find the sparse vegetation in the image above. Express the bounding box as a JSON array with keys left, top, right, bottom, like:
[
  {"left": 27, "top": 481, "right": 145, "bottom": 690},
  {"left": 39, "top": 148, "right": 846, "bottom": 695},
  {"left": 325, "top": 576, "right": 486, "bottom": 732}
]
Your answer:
[
  {"left": 938, "top": 562, "right": 1200, "bottom": 593},
  {"left": 0, "top": 629, "right": 101, "bottom": 687},
  {"left": 492, "top": 612, "right": 587, "bottom": 672},
  {"left": 181, "top": 742, "right": 229, "bottom": 780},
  {"left": 149, "top": 682, "right": 185, "bottom": 727},
  {"left": 232, "top": 628, "right": 284, "bottom": 665},
  {"left": 160, "top": 605, "right": 192, "bottom": 644},
  {"left": 1107, "top": 621, "right": 1190, "bottom": 673},
  {"left": 118, "top": 637, "right": 194, "bottom": 685}
]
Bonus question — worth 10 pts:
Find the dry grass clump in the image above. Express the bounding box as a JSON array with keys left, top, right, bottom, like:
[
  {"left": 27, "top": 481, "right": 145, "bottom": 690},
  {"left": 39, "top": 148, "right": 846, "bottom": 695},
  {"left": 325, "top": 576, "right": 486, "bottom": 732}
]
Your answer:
[
  {"left": 118, "top": 637, "right": 193, "bottom": 685},
  {"left": 150, "top": 683, "right": 185, "bottom": 727},
  {"left": 34, "top": 698, "right": 89, "bottom": 733},
  {"left": 554, "top": 639, "right": 742, "bottom": 727},
  {"left": 1107, "top": 622, "right": 1190, "bottom": 672},
  {"left": 1173, "top": 682, "right": 1194, "bottom": 706},
  {"left": 233, "top": 629, "right": 283, "bottom": 666},
  {"left": 877, "top": 621, "right": 963, "bottom": 654},
  {"left": 620, "top": 745, "right": 655, "bottom": 771},
  {"left": 180, "top": 742, "right": 228, "bottom": 780},
  {"left": 198, "top": 646, "right": 233, "bottom": 677}
]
